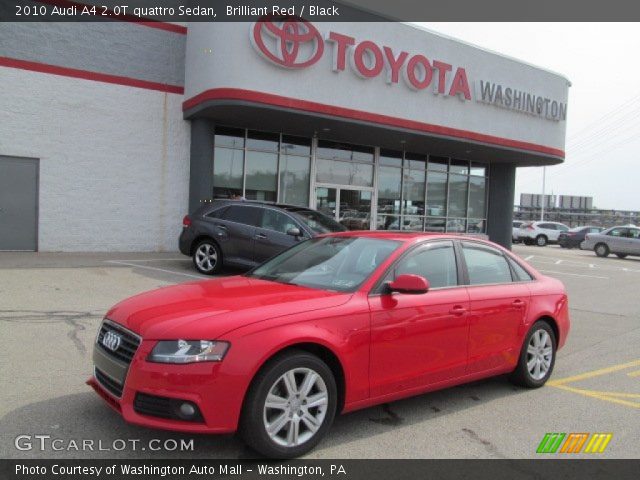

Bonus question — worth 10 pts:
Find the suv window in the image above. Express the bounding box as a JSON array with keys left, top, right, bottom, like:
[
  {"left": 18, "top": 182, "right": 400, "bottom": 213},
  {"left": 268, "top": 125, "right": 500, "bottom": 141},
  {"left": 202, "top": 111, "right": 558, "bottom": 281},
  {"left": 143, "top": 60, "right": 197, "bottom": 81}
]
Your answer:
[
  {"left": 205, "top": 206, "right": 228, "bottom": 218},
  {"left": 608, "top": 228, "right": 628, "bottom": 237},
  {"left": 221, "top": 205, "right": 261, "bottom": 226},
  {"left": 260, "top": 209, "right": 299, "bottom": 234},
  {"left": 557, "top": 224, "right": 569, "bottom": 232},
  {"left": 629, "top": 229, "right": 640, "bottom": 239},
  {"left": 538, "top": 223, "right": 555, "bottom": 230},
  {"left": 384, "top": 241, "right": 458, "bottom": 289},
  {"left": 462, "top": 243, "right": 513, "bottom": 285}
]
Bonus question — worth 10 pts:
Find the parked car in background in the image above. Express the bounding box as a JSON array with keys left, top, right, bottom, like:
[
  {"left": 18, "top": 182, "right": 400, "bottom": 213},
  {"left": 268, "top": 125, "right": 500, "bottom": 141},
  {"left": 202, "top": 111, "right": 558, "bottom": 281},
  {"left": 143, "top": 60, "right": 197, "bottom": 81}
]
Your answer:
[
  {"left": 581, "top": 225, "right": 640, "bottom": 258},
  {"left": 179, "top": 200, "right": 346, "bottom": 274},
  {"left": 512, "top": 220, "right": 524, "bottom": 243},
  {"left": 558, "top": 226, "right": 603, "bottom": 249},
  {"left": 90, "top": 231, "right": 570, "bottom": 458},
  {"left": 517, "top": 221, "right": 570, "bottom": 246}
]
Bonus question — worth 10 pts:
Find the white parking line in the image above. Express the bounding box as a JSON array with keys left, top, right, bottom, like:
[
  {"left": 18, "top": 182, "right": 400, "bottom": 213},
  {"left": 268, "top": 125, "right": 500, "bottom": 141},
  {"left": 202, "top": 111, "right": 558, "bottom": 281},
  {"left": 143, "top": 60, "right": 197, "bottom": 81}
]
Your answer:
[
  {"left": 109, "top": 258, "right": 186, "bottom": 262},
  {"left": 538, "top": 269, "right": 609, "bottom": 279},
  {"left": 524, "top": 255, "right": 535, "bottom": 261},
  {"left": 105, "top": 260, "right": 204, "bottom": 279},
  {"left": 555, "top": 259, "right": 563, "bottom": 265}
]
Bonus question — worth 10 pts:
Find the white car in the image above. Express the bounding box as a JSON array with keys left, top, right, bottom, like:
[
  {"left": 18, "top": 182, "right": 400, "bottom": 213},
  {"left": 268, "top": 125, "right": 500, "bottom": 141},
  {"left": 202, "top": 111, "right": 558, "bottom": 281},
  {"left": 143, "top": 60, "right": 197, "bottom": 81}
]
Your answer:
[
  {"left": 512, "top": 220, "right": 524, "bottom": 243},
  {"left": 517, "top": 221, "right": 569, "bottom": 246}
]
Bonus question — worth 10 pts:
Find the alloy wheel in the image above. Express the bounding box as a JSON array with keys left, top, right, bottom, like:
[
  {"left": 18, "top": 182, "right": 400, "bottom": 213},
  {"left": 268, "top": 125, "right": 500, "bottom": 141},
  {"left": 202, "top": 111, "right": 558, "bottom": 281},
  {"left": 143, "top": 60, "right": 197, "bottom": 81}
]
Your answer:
[
  {"left": 195, "top": 243, "right": 218, "bottom": 272},
  {"left": 263, "top": 367, "right": 328, "bottom": 447},
  {"left": 526, "top": 329, "right": 553, "bottom": 380}
]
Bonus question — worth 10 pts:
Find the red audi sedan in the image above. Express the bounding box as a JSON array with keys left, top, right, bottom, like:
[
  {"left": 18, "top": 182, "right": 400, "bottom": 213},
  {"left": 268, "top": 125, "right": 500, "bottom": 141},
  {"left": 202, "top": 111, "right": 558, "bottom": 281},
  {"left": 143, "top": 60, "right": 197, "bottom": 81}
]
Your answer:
[{"left": 88, "top": 232, "right": 570, "bottom": 458}]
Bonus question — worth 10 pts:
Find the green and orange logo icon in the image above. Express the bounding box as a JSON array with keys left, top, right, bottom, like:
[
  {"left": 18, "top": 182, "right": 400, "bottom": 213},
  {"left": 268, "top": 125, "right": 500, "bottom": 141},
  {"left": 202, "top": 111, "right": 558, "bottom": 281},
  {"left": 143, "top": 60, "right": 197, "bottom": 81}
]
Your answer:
[{"left": 537, "top": 432, "right": 612, "bottom": 454}]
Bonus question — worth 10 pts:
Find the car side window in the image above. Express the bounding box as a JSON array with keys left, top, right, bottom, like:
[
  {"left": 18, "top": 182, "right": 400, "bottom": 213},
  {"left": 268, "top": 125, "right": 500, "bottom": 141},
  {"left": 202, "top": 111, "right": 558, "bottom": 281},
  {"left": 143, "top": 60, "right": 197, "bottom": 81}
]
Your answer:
[
  {"left": 508, "top": 257, "right": 534, "bottom": 281},
  {"left": 462, "top": 243, "right": 514, "bottom": 285},
  {"left": 557, "top": 225, "right": 569, "bottom": 232},
  {"left": 629, "top": 229, "right": 640, "bottom": 239},
  {"left": 538, "top": 223, "right": 552, "bottom": 230},
  {"left": 589, "top": 228, "right": 601, "bottom": 233},
  {"left": 385, "top": 241, "right": 458, "bottom": 289},
  {"left": 205, "top": 206, "right": 228, "bottom": 218},
  {"left": 260, "top": 209, "right": 299, "bottom": 234},
  {"left": 608, "top": 228, "right": 628, "bottom": 237},
  {"left": 220, "top": 205, "right": 260, "bottom": 226}
]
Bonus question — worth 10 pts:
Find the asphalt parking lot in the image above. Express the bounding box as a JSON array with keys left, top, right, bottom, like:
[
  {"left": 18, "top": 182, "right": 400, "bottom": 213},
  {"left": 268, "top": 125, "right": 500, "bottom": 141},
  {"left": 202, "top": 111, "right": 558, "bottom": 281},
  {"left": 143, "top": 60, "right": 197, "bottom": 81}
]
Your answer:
[{"left": 0, "top": 245, "right": 638, "bottom": 459}]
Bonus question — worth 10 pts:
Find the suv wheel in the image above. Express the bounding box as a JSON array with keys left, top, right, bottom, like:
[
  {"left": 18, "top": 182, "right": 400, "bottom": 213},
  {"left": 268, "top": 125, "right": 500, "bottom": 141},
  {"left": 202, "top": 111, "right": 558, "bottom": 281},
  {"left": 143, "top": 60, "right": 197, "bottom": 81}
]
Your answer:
[
  {"left": 536, "top": 235, "right": 548, "bottom": 247},
  {"left": 595, "top": 243, "right": 609, "bottom": 258},
  {"left": 240, "top": 351, "right": 337, "bottom": 458},
  {"left": 510, "top": 321, "right": 557, "bottom": 388},
  {"left": 193, "top": 240, "right": 222, "bottom": 275}
]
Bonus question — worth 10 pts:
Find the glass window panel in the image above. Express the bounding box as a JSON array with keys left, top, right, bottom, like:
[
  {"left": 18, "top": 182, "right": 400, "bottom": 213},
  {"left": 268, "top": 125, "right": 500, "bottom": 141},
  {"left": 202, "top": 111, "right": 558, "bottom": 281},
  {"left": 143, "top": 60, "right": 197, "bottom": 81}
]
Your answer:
[
  {"left": 213, "top": 147, "right": 244, "bottom": 191},
  {"left": 402, "top": 168, "right": 425, "bottom": 215},
  {"left": 425, "top": 217, "right": 446, "bottom": 232},
  {"left": 221, "top": 205, "right": 261, "bottom": 227},
  {"left": 315, "top": 187, "right": 337, "bottom": 219},
  {"left": 279, "top": 154, "right": 310, "bottom": 207},
  {"left": 316, "top": 140, "right": 374, "bottom": 162},
  {"left": 339, "top": 190, "right": 372, "bottom": 230},
  {"left": 404, "top": 152, "right": 427, "bottom": 170},
  {"left": 468, "top": 176, "right": 487, "bottom": 219},
  {"left": 462, "top": 244, "right": 513, "bottom": 285},
  {"left": 450, "top": 159, "right": 469, "bottom": 175},
  {"left": 260, "top": 209, "right": 299, "bottom": 234},
  {"left": 446, "top": 218, "right": 467, "bottom": 233},
  {"left": 245, "top": 151, "right": 277, "bottom": 202},
  {"left": 380, "top": 149, "right": 403, "bottom": 167},
  {"left": 470, "top": 162, "right": 487, "bottom": 176},
  {"left": 246, "top": 130, "right": 279, "bottom": 151},
  {"left": 448, "top": 173, "right": 468, "bottom": 217},
  {"left": 377, "top": 166, "right": 402, "bottom": 216},
  {"left": 401, "top": 216, "right": 425, "bottom": 231},
  {"left": 428, "top": 156, "right": 449, "bottom": 172},
  {"left": 214, "top": 126, "right": 244, "bottom": 148},
  {"left": 316, "top": 159, "right": 373, "bottom": 187},
  {"left": 281, "top": 135, "right": 311, "bottom": 156},
  {"left": 426, "top": 171, "right": 447, "bottom": 216},
  {"left": 389, "top": 242, "right": 458, "bottom": 288},
  {"left": 467, "top": 219, "right": 486, "bottom": 234}
]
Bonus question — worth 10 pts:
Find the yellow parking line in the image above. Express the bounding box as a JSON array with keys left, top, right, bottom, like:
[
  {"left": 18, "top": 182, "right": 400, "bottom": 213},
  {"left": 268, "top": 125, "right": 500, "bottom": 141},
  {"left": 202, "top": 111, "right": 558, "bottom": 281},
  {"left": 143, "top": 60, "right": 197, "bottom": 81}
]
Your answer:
[
  {"left": 552, "top": 384, "right": 640, "bottom": 409},
  {"left": 627, "top": 370, "right": 640, "bottom": 378},
  {"left": 548, "top": 359, "right": 640, "bottom": 386}
]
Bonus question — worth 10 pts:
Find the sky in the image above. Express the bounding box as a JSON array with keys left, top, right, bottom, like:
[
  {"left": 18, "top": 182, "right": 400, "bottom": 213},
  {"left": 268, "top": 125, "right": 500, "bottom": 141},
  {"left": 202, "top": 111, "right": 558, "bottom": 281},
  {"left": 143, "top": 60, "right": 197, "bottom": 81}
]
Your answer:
[{"left": 417, "top": 23, "right": 640, "bottom": 211}]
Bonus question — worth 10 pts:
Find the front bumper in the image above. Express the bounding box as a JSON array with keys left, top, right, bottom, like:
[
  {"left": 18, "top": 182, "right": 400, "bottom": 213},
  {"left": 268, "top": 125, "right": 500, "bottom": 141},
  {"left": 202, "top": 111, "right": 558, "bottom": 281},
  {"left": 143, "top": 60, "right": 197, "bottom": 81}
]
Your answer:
[{"left": 89, "top": 332, "right": 244, "bottom": 434}]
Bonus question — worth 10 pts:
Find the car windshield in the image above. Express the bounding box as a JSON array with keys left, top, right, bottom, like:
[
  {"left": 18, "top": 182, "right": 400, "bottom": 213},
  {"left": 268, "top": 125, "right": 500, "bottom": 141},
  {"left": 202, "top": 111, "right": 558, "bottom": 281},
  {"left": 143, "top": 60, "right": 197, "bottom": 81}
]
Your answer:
[
  {"left": 247, "top": 236, "right": 400, "bottom": 292},
  {"left": 287, "top": 209, "right": 346, "bottom": 234}
]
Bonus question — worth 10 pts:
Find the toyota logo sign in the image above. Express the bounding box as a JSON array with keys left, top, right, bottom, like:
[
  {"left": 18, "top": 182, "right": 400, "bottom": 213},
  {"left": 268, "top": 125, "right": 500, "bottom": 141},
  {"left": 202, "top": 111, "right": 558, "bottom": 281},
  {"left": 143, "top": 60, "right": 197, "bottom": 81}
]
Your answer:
[
  {"left": 101, "top": 330, "right": 122, "bottom": 352},
  {"left": 251, "top": 16, "right": 324, "bottom": 69}
]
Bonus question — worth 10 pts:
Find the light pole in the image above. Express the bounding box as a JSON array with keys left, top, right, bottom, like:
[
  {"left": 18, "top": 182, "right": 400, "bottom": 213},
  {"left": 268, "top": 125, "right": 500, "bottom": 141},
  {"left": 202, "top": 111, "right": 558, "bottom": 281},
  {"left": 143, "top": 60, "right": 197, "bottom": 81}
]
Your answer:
[{"left": 540, "top": 166, "right": 546, "bottom": 221}]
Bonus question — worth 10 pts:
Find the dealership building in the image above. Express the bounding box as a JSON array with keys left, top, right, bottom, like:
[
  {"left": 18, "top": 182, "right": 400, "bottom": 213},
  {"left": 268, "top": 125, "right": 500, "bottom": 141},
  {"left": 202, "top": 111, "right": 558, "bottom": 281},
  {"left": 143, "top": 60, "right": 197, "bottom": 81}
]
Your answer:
[{"left": 0, "top": 18, "right": 569, "bottom": 251}]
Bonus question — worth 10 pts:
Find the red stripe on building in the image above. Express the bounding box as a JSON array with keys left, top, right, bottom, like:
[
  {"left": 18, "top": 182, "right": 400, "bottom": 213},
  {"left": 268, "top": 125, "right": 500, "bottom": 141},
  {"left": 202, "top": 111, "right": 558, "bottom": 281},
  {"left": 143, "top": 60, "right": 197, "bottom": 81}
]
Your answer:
[
  {"left": 0, "top": 57, "right": 184, "bottom": 94},
  {"left": 35, "top": 0, "right": 188, "bottom": 35},
  {"left": 183, "top": 88, "right": 565, "bottom": 158}
]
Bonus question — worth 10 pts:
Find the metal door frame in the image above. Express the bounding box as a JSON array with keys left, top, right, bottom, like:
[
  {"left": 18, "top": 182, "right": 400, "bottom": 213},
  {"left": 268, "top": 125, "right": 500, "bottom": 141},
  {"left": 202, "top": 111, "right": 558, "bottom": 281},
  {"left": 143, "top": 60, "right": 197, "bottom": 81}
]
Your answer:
[{"left": 313, "top": 183, "right": 375, "bottom": 230}]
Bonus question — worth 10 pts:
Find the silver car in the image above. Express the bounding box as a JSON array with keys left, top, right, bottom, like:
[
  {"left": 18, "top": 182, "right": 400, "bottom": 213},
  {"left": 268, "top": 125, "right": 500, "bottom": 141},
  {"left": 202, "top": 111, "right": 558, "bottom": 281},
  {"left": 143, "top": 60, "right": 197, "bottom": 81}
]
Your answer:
[{"left": 581, "top": 226, "right": 640, "bottom": 258}]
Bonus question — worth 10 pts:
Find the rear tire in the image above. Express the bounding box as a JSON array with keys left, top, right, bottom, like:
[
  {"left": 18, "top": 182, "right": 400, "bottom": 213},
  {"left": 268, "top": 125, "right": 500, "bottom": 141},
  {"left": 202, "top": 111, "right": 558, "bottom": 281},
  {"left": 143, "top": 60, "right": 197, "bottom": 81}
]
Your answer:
[
  {"left": 595, "top": 243, "right": 609, "bottom": 258},
  {"left": 510, "top": 321, "right": 557, "bottom": 388},
  {"left": 239, "top": 351, "right": 337, "bottom": 458},
  {"left": 536, "top": 235, "right": 548, "bottom": 247},
  {"left": 616, "top": 253, "right": 628, "bottom": 259},
  {"left": 192, "top": 239, "right": 222, "bottom": 275}
]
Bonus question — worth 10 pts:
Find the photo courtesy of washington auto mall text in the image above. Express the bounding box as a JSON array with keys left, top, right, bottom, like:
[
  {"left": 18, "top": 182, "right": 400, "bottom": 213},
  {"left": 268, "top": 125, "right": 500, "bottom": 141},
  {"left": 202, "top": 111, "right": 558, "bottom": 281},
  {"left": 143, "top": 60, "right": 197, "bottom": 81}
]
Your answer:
[{"left": 1, "top": 0, "right": 640, "bottom": 480}]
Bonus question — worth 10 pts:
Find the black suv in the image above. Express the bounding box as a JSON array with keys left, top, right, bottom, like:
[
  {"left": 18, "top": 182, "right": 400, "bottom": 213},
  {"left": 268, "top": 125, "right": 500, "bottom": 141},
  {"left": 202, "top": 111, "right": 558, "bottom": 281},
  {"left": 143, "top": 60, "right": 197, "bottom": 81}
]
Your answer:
[{"left": 179, "top": 200, "right": 346, "bottom": 274}]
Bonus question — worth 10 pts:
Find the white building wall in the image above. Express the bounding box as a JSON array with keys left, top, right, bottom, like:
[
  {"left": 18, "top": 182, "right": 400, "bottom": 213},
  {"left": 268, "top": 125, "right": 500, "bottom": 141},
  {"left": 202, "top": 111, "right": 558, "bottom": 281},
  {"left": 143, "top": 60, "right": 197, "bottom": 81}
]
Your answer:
[{"left": 0, "top": 67, "right": 190, "bottom": 251}]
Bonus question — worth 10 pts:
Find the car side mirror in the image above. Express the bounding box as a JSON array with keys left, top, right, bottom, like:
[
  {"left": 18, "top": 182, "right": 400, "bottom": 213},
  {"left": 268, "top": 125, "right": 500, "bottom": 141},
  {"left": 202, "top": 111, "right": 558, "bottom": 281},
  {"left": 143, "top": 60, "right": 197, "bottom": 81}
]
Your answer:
[
  {"left": 386, "top": 274, "right": 430, "bottom": 294},
  {"left": 286, "top": 227, "right": 302, "bottom": 238}
]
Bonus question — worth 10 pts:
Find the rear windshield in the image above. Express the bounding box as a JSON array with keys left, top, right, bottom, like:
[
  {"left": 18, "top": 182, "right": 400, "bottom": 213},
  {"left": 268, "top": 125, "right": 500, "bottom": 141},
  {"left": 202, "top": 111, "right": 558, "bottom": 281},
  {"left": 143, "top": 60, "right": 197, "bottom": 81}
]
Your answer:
[{"left": 286, "top": 209, "right": 346, "bottom": 234}]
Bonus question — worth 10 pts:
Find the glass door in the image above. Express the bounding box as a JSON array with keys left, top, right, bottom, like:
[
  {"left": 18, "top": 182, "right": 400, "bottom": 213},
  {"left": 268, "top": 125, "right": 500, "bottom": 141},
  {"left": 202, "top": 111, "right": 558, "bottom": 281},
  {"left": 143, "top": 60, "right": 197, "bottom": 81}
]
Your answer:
[{"left": 315, "top": 187, "right": 373, "bottom": 230}]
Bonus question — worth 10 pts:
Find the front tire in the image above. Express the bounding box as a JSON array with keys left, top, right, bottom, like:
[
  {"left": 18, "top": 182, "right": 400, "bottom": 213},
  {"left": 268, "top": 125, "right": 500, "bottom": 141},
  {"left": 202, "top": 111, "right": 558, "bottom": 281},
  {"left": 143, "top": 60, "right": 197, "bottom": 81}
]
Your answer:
[
  {"left": 510, "top": 321, "right": 557, "bottom": 388},
  {"left": 192, "top": 239, "right": 222, "bottom": 275},
  {"left": 595, "top": 243, "right": 609, "bottom": 258},
  {"left": 240, "top": 351, "right": 337, "bottom": 458},
  {"left": 536, "top": 235, "right": 548, "bottom": 247}
]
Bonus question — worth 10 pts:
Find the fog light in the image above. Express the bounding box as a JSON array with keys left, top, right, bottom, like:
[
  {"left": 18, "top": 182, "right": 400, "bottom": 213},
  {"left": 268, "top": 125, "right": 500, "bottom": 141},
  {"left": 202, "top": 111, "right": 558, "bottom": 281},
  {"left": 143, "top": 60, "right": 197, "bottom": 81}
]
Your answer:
[{"left": 179, "top": 402, "right": 196, "bottom": 418}]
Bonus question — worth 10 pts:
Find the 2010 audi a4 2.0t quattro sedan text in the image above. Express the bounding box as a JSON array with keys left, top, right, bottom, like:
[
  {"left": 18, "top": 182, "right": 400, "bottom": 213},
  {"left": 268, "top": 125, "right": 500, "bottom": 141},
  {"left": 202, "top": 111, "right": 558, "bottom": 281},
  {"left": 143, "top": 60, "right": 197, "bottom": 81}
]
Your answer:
[{"left": 88, "top": 232, "right": 570, "bottom": 458}]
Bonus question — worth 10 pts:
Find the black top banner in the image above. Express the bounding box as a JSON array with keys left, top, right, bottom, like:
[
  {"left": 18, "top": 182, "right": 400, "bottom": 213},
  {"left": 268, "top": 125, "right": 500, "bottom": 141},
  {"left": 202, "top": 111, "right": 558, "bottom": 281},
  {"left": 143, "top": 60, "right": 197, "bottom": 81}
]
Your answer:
[
  {"left": 3, "top": 0, "right": 640, "bottom": 21},
  {"left": 2, "top": 459, "right": 640, "bottom": 480}
]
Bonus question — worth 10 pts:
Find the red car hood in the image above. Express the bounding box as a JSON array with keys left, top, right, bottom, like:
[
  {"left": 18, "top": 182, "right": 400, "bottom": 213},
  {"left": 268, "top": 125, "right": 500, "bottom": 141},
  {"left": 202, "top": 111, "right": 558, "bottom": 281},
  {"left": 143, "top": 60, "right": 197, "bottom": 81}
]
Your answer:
[{"left": 105, "top": 276, "right": 350, "bottom": 340}]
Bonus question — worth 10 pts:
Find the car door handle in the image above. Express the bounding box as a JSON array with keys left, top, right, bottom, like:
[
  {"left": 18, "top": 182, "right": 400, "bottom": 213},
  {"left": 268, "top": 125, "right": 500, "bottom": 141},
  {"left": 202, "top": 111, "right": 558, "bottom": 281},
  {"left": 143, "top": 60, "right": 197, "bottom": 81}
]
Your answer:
[
  {"left": 449, "top": 305, "right": 467, "bottom": 316},
  {"left": 215, "top": 224, "right": 227, "bottom": 230},
  {"left": 255, "top": 233, "right": 267, "bottom": 239},
  {"left": 512, "top": 299, "right": 526, "bottom": 308}
]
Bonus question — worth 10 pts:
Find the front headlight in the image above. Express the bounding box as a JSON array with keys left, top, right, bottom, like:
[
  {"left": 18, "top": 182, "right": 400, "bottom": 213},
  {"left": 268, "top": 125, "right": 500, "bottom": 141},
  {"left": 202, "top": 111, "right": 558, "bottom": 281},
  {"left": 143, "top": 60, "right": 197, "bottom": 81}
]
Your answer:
[{"left": 148, "top": 340, "right": 230, "bottom": 364}]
